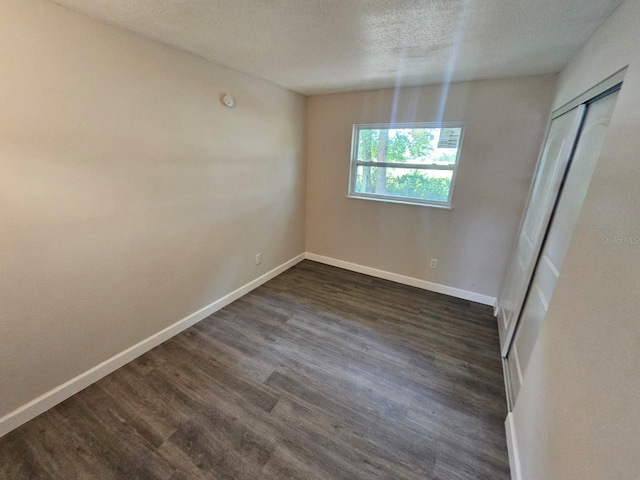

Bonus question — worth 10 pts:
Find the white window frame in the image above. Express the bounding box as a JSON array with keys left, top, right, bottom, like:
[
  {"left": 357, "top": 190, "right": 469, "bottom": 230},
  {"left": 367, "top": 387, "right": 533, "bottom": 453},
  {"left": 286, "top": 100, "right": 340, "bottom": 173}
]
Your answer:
[{"left": 347, "top": 122, "right": 465, "bottom": 209}]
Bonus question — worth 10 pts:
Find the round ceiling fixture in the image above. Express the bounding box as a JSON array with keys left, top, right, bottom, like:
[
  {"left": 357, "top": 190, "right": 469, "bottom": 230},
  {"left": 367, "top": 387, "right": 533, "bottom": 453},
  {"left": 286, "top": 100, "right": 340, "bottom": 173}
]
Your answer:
[{"left": 221, "top": 94, "right": 235, "bottom": 108}]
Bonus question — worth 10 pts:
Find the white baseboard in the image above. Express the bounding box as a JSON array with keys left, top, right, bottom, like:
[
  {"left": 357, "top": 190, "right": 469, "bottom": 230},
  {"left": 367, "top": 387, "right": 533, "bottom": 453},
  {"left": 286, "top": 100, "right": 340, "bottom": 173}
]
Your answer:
[
  {"left": 0, "top": 253, "right": 305, "bottom": 439},
  {"left": 505, "top": 413, "right": 523, "bottom": 480},
  {"left": 304, "top": 253, "right": 496, "bottom": 307}
]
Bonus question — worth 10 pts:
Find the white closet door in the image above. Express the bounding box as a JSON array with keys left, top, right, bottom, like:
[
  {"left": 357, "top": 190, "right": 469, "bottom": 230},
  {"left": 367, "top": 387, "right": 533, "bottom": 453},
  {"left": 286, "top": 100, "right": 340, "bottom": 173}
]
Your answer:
[
  {"left": 506, "top": 90, "right": 619, "bottom": 403},
  {"left": 498, "top": 106, "right": 585, "bottom": 355}
]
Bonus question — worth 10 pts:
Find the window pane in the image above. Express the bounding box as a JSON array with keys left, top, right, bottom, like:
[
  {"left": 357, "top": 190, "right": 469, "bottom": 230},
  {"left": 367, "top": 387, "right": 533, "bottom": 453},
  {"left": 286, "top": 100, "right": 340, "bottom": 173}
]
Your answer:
[
  {"left": 356, "top": 127, "right": 461, "bottom": 165},
  {"left": 350, "top": 123, "right": 463, "bottom": 207},
  {"left": 354, "top": 166, "right": 453, "bottom": 202}
]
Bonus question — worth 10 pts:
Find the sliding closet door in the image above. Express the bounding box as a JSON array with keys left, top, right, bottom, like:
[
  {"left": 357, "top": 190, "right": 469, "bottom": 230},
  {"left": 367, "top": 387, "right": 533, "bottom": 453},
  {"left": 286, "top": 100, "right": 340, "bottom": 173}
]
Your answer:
[
  {"left": 498, "top": 106, "right": 585, "bottom": 355},
  {"left": 506, "top": 90, "right": 620, "bottom": 403}
]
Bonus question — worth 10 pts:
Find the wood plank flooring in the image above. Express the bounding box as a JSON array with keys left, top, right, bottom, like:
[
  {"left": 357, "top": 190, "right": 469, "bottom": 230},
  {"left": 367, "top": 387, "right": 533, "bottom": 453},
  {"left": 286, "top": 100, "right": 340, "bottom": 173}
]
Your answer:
[{"left": 0, "top": 260, "right": 510, "bottom": 479}]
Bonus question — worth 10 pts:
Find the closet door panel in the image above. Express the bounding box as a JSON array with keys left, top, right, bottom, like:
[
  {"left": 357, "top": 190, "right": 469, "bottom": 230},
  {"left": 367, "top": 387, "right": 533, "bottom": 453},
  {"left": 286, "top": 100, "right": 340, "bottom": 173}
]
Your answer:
[
  {"left": 508, "top": 90, "right": 619, "bottom": 404},
  {"left": 498, "top": 105, "right": 585, "bottom": 355}
]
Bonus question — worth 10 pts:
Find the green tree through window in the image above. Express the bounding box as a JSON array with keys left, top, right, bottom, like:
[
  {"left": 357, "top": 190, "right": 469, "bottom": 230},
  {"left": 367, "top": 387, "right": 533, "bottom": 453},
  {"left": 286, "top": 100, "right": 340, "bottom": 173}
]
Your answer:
[{"left": 350, "top": 123, "right": 464, "bottom": 207}]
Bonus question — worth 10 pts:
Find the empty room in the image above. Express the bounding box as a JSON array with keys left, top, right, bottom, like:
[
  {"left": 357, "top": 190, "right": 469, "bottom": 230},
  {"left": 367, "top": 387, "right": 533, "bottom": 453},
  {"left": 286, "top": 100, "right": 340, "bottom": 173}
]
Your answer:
[{"left": 1, "top": 0, "right": 639, "bottom": 479}]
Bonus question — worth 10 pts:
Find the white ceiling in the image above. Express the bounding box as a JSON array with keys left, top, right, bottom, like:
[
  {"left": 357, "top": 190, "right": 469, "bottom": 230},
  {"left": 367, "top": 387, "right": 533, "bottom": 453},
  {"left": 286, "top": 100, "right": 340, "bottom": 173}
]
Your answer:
[{"left": 51, "top": 0, "right": 622, "bottom": 95}]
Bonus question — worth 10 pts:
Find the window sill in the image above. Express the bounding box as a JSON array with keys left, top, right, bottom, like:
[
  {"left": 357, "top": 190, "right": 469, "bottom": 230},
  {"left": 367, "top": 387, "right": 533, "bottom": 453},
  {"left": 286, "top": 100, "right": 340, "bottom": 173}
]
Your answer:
[{"left": 346, "top": 194, "right": 453, "bottom": 210}]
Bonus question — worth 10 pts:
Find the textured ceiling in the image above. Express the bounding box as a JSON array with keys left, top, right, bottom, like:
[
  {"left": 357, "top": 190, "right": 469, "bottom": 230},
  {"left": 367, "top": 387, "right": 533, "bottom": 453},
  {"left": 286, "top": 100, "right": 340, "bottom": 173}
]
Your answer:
[{"left": 50, "top": 0, "right": 622, "bottom": 95}]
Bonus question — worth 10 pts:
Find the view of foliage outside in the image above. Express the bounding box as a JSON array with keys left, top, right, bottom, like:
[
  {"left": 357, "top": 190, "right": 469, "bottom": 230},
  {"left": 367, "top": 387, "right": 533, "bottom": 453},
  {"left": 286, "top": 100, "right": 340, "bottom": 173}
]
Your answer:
[{"left": 352, "top": 126, "right": 461, "bottom": 203}]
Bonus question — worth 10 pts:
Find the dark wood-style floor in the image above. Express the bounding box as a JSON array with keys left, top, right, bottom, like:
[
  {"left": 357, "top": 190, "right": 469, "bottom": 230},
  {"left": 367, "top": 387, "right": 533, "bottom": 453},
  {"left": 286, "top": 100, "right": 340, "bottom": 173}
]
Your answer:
[{"left": 0, "top": 260, "right": 510, "bottom": 479}]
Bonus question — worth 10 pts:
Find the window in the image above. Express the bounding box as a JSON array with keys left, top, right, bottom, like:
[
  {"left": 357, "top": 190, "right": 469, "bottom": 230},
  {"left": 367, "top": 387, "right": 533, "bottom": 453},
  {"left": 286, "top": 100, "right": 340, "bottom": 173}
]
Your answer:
[{"left": 348, "top": 123, "right": 464, "bottom": 208}]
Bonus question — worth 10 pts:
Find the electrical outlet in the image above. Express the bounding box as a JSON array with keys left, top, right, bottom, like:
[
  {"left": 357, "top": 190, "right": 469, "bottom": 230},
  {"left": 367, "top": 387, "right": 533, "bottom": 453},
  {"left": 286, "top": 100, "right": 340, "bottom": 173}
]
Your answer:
[
  {"left": 430, "top": 258, "right": 438, "bottom": 269},
  {"left": 255, "top": 253, "right": 262, "bottom": 265}
]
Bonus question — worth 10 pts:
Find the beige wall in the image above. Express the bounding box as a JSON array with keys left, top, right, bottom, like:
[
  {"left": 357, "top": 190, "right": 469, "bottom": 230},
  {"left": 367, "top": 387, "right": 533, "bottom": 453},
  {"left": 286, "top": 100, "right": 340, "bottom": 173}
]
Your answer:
[
  {"left": 0, "top": 0, "right": 306, "bottom": 419},
  {"left": 305, "top": 76, "right": 556, "bottom": 299},
  {"left": 511, "top": 1, "right": 640, "bottom": 478}
]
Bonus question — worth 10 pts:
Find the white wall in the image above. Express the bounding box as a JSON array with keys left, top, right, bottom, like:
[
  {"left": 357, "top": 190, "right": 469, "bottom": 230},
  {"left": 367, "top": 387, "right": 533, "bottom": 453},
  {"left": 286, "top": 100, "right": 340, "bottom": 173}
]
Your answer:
[
  {"left": 305, "top": 76, "right": 556, "bottom": 300},
  {"left": 0, "top": 0, "right": 306, "bottom": 424},
  {"left": 511, "top": 1, "right": 640, "bottom": 478}
]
